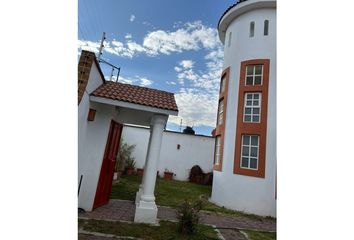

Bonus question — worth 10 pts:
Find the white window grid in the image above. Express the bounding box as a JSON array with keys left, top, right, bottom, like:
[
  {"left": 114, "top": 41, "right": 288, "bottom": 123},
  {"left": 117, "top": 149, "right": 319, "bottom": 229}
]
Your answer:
[
  {"left": 215, "top": 136, "right": 221, "bottom": 165},
  {"left": 245, "top": 64, "right": 263, "bottom": 86},
  {"left": 240, "top": 135, "right": 259, "bottom": 170},
  {"left": 218, "top": 100, "right": 224, "bottom": 125},
  {"left": 243, "top": 93, "right": 261, "bottom": 123}
]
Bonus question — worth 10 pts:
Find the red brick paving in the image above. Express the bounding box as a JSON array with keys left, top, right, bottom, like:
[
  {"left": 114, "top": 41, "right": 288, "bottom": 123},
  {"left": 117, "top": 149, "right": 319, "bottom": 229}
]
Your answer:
[{"left": 79, "top": 199, "right": 276, "bottom": 232}]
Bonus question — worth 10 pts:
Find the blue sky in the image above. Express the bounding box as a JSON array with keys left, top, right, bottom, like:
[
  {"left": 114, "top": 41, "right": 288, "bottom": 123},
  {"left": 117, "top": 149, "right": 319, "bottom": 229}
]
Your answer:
[{"left": 78, "top": 0, "right": 236, "bottom": 135}]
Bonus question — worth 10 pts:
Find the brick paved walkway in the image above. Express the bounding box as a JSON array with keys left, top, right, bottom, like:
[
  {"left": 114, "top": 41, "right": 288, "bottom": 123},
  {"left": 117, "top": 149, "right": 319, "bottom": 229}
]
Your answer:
[{"left": 79, "top": 199, "right": 276, "bottom": 232}]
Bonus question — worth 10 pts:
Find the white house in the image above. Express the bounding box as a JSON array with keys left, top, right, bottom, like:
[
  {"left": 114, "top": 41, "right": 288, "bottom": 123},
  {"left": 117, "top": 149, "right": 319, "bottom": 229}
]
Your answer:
[
  {"left": 78, "top": 50, "right": 178, "bottom": 224},
  {"left": 121, "top": 125, "right": 215, "bottom": 181},
  {"left": 210, "top": 0, "right": 276, "bottom": 217}
]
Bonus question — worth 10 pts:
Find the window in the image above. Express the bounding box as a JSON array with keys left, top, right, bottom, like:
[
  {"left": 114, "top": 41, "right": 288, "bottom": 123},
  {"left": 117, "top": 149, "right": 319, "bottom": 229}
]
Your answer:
[
  {"left": 240, "top": 135, "right": 259, "bottom": 170},
  {"left": 234, "top": 59, "right": 269, "bottom": 178},
  {"left": 217, "top": 99, "right": 224, "bottom": 125},
  {"left": 215, "top": 136, "right": 221, "bottom": 165},
  {"left": 264, "top": 20, "right": 269, "bottom": 36},
  {"left": 249, "top": 21, "right": 255, "bottom": 37},
  {"left": 243, "top": 93, "right": 261, "bottom": 123},
  {"left": 220, "top": 75, "right": 226, "bottom": 93},
  {"left": 245, "top": 64, "right": 263, "bottom": 85},
  {"left": 228, "top": 31, "right": 232, "bottom": 47}
]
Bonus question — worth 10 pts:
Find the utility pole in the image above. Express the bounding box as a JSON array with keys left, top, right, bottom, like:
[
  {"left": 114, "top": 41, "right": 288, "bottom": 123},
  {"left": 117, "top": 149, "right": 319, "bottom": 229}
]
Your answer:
[
  {"left": 97, "top": 32, "right": 106, "bottom": 61},
  {"left": 179, "top": 119, "right": 183, "bottom": 132}
]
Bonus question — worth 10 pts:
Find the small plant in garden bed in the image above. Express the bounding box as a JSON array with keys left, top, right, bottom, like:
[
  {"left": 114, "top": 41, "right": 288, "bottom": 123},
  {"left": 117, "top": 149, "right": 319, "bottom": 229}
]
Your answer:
[{"left": 177, "top": 199, "right": 204, "bottom": 235}]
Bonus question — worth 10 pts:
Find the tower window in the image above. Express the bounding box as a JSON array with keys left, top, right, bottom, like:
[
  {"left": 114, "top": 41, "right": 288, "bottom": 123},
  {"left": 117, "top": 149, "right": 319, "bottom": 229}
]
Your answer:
[
  {"left": 249, "top": 21, "right": 255, "bottom": 37},
  {"left": 264, "top": 20, "right": 269, "bottom": 36},
  {"left": 220, "top": 75, "right": 226, "bottom": 93},
  {"left": 240, "top": 135, "right": 259, "bottom": 170},
  {"left": 243, "top": 93, "right": 261, "bottom": 123},
  {"left": 215, "top": 136, "right": 221, "bottom": 165},
  {"left": 228, "top": 31, "right": 232, "bottom": 47},
  {"left": 217, "top": 99, "right": 224, "bottom": 125},
  {"left": 245, "top": 64, "right": 263, "bottom": 85}
]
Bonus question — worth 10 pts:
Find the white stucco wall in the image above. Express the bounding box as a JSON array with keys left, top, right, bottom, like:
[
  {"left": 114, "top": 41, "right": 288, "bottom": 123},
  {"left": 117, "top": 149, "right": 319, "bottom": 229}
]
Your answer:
[
  {"left": 78, "top": 62, "right": 119, "bottom": 211},
  {"left": 121, "top": 125, "right": 215, "bottom": 181},
  {"left": 211, "top": 3, "right": 276, "bottom": 217}
]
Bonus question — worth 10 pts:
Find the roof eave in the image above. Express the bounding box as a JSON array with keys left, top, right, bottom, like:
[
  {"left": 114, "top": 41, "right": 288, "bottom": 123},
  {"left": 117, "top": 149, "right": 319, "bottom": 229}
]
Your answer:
[{"left": 90, "top": 95, "right": 178, "bottom": 116}]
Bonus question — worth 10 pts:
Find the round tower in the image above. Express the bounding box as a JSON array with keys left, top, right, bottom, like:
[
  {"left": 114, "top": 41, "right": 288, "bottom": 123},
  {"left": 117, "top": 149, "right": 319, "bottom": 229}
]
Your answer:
[{"left": 211, "top": 0, "right": 276, "bottom": 217}]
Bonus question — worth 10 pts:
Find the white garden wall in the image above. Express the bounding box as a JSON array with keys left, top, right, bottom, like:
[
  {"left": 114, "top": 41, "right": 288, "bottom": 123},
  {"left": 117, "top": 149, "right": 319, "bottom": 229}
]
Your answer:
[{"left": 121, "top": 125, "right": 215, "bottom": 181}]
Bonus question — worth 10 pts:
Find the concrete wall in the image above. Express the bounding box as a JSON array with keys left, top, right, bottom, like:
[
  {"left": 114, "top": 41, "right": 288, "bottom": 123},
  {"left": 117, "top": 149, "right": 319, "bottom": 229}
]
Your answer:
[
  {"left": 211, "top": 5, "right": 276, "bottom": 217},
  {"left": 121, "top": 125, "right": 215, "bottom": 181}
]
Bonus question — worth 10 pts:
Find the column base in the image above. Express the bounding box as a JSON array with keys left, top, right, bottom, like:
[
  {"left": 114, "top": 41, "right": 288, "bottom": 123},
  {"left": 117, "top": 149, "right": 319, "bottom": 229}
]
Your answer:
[
  {"left": 134, "top": 200, "right": 158, "bottom": 224},
  {"left": 135, "top": 185, "right": 143, "bottom": 204}
]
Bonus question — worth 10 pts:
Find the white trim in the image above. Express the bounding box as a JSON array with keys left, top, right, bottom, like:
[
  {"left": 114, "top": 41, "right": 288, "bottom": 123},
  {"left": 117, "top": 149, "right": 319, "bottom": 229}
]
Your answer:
[{"left": 90, "top": 96, "right": 178, "bottom": 116}]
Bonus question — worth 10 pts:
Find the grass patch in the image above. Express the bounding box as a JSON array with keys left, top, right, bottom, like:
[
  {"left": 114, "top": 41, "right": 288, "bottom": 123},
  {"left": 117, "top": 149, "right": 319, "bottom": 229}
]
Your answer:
[
  {"left": 79, "top": 218, "right": 220, "bottom": 240},
  {"left": 111, "top": 175, "right": 275, "bottom": 221},
  {"left": 244, "top": 230, "right": 276, "bottom": 240}
]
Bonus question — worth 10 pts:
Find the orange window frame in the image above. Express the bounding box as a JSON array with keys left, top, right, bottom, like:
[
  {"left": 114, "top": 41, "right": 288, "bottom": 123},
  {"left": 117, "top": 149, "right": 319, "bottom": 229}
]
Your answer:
[
  {"left": 234, "top": 59, "right": 270, "bottom": 178},
  {"left": 213, "top": 67, "right": 230, "bottom": 171}
]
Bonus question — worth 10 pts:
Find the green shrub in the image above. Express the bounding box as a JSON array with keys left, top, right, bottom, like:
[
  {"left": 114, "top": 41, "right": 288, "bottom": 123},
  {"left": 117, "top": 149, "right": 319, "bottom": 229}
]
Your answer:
[
  {"left": 115, "top": 140, "right": 136, "bottom": 171},
  {"left": 177, "top": 200, "right": 203, "bottom": 235}
]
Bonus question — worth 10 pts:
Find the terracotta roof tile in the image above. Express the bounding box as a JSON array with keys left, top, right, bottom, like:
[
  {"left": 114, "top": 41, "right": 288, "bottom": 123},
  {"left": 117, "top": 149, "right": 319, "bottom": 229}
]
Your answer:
[{"left": 91, "top": 81, "right": 178, "bottom": 112}]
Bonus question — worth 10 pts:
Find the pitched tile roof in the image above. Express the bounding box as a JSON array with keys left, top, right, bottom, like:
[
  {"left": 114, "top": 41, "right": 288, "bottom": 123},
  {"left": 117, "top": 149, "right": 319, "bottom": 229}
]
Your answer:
[{"left": 91, "top": 81, "right": 178, "bottom": 112}]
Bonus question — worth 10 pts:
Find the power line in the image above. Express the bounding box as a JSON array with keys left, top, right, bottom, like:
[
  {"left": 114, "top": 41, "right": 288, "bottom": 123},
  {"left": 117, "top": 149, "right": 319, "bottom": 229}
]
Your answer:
[
  {"left": 80, "top": 0, "right": 98, "bottom": 38},
  {"left": 88, "top": 0, "right": 104, "bottom": 33}
]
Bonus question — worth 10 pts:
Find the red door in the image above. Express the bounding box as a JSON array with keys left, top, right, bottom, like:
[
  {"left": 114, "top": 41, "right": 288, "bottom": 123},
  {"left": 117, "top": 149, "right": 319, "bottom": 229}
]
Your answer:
[{"left": 93, "top": 120, "right": 123, "bottom": 209}]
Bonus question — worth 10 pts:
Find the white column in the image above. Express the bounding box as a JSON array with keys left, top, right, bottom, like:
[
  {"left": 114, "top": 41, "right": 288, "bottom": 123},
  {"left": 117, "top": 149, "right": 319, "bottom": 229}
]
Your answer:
[
  {"left": 135, "top": 127, "right": 153, "bottom": 204},
  {"left": 134, "top": 114, "right": 167, "bottom": 224}
]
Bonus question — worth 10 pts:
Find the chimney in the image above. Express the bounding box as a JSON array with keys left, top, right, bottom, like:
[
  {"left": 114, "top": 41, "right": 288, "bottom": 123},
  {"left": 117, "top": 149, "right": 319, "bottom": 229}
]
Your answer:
[{"left": 78, "top": 50, "right": 96, "bottom": 105}]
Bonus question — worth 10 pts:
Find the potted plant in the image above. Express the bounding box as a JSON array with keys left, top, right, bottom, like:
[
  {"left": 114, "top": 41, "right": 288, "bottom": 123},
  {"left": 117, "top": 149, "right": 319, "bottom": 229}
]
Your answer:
[
  {"left": 137, "top": 167, "right": 144, "bottom": 177},
  {"left": 116, "top": 140, "right": 136, "bottom": 177},
  {"left": 125, "top": 158, "right": 136, "bottom": 175},
  {"left": 164, "top": 168, "right": 174, "bottom": 180}
]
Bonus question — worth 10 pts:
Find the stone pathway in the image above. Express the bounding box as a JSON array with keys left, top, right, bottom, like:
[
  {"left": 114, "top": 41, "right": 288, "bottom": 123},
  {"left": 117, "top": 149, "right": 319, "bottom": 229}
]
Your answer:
[{"left": 79, "top": 199, "right": 276, "bottom": 232}]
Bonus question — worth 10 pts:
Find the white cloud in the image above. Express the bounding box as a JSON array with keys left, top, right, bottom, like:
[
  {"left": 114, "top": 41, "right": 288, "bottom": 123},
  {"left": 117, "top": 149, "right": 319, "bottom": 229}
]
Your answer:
[
  {"left": 77, "top": 40, "right": 100, "bottom": 53},
  {"left": 125, "top": 34, "right": 132, "bottom": 39},
  {"left": 107, "top": 75, "right": 154, "bottom": 87},
  {"left": 179, "top": 60, "right": 194, "bottom": 69},
  {"left": 139, "top": 78, "right": 153, "bottom": 86},
  {"left": 168, "top": 89, "right": 218, "bottom": 127},
  {"left": 166, "top": 81, "right": 177, "bottom": 85},
  {"left": 170, "top": 45, "right": 224, "bottom": 127},
  {"left": 78, "top": 21, "right": 220, "bottom": 59},
  {"left": 130, "top": 15, "right": 135, "bottom": 22},
  {"left": 127, "top": 41, "right": 146, "bottom": 53},
  {"left": 174, "top": 66, "right": 182, "bottom": 72}
]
